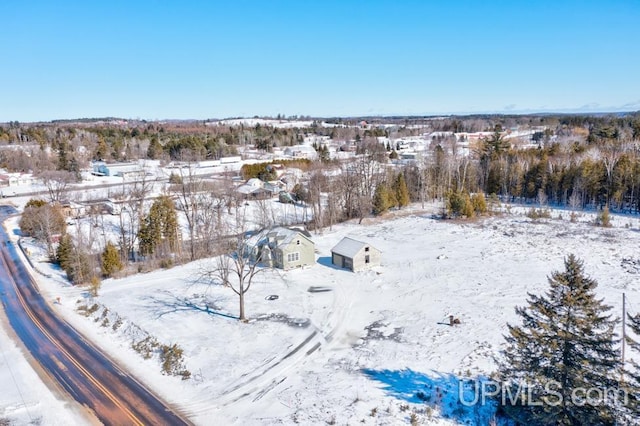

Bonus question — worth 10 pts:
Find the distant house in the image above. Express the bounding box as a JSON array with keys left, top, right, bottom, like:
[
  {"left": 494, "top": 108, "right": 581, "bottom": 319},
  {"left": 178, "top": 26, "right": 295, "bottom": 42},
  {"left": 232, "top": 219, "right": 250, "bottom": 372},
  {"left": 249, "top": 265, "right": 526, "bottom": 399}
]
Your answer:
[
  {"left": 59, "top": 200, "right": 87, "bottom": 218},
  {"left": 331, "top": 237, "right": 381, "bottom": 272},
  {"left": 0, "top": 172, "right": 37, "bottom": 187},
  {"left": 236, "top": 178, "right": 280, "bottom": 199},
  {"left": 251, "top": 227, "right": 315, "bottom": 270},
  {"left": 283, "top": 145, "right": 318, "bottom": 160}
]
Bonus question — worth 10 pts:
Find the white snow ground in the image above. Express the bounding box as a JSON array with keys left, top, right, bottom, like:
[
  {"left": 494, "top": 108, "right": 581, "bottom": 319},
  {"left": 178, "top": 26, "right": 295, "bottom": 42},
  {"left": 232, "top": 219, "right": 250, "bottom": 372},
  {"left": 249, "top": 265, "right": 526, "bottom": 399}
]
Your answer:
[{"left": 5, "top": 206, "right": 640, "bottom": 425}]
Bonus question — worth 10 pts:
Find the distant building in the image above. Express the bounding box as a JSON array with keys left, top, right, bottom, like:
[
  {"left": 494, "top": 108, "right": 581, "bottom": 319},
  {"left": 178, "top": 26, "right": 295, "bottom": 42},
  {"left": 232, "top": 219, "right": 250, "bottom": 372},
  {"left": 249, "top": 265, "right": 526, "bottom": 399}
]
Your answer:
[
  {"left": 283, "top": 145, "right": 318, "bottom": 160},
  {"left": 236, "top": 178, "right": 279, "bottom": 199},
  {"left": 0, "top": 172, "right": 36, "bottom": 187},
  {"left": 331, "top": 237, "right": 381, "bottom": 272},
  {"left": 220, "top": 156, "right": 242, "bottom": 164},
  {"left": 251, "top": 227, "right": 315, "bottom": 270},
  {"left": 92, "top": 161, "right": 143, "bottom": 178},
  {"left": 59, "top": 200, "right": 87, "bottom": 218}
]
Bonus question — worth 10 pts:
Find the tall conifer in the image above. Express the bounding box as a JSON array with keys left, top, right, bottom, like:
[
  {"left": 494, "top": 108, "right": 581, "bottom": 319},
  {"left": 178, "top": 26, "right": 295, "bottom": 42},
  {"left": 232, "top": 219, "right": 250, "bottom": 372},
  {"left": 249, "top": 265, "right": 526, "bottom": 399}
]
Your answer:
[{"left": 500, "top": 255, "right": 622, "bottom": 425}]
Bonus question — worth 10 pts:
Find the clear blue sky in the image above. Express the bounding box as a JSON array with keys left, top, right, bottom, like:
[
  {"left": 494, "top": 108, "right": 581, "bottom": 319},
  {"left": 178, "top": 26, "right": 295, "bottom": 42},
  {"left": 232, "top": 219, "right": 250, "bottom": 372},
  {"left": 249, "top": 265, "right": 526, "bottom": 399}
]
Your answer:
[{"left": 2, "top": 0, "right": 639, "bottom": 121}]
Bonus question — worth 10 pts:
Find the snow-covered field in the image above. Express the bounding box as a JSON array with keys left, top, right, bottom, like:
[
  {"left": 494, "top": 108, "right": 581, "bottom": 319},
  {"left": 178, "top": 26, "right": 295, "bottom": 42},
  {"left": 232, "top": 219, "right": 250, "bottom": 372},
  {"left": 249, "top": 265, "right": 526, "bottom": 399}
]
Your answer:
[{"left": 6, "top": 207, "right": 640, "bottom": 425}]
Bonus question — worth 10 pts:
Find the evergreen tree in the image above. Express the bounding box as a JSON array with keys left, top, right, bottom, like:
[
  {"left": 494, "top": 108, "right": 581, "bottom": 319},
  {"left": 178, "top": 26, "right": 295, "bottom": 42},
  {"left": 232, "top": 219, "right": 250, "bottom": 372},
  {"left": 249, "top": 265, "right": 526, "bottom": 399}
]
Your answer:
[
  {"left": 319, "top": 144, "right": 330, "bottom": 162},
  {"left": 626, "top": 313, "right": 640, "bottom": 417},
  {"left": 393, "top": 172, "right": 410, "bottom": 208},
  {"left": 373, "top": 182, "right": 393, "bottom": 215},
  {"left": 471, "top": 192, "right": 488, "bottom": 214},
  {"left": 596, "top": 205, "right": 612, "bottom": 227},
  {"left": 94, "top": 138, "right": 109, "bottom": 160},
  {"left": 55, "top": 234, "right": 91, "bottom": 285},
  {"left": 499, "top": 255, "right": 622, "bottom": 425},
  {"left": 147, "top": 136, "right": 162, "bottom": 160},
  {"left": 138, "top": 221, "right": 156, "bottom": 257},
  {"left": 447, "top": 191, "right": 474, "bottom": 218},
  {"left": 101, "top": 242, "right": 123, "bottom": 277},
  {"left": 88, "top": 275, "right": 101, "bottom": 297},
  {"left": 138, "top": 195, "right": 178, "bottom": 257},
  {"left": 56, "top": 233, "right": 74, "bottom": 271}
]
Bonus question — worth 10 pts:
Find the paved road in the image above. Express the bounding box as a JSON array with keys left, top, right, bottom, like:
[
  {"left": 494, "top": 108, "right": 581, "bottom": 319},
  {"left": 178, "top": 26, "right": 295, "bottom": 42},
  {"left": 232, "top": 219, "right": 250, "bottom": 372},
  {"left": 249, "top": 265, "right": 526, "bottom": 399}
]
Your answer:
[{"left": 0, "top": 207, "right": 192, "bottom": 426}]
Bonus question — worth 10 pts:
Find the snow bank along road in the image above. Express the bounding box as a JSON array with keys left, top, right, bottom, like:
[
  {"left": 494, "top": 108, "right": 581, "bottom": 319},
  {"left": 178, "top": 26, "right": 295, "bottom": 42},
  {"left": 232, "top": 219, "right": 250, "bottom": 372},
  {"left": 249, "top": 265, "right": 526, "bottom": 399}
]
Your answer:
[{"left": 0, "top": 208, "right": 192, "bottom": 426}]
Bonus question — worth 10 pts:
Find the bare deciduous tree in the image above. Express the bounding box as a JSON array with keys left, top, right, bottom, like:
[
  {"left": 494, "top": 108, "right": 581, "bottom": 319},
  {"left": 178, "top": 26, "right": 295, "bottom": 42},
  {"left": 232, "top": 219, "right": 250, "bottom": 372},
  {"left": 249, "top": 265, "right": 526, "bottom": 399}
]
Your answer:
[
  {"left": 39, "top": 170, "right": 76, "bottom": 203},
  {"left": 172, "top": 162, "right": 206, "bottom": 261},
  {"left": 116, "top": 174, "right": 153, "bottom": 262},
  {"left": 200, "top": 209, "right": 264, "bottom": 322},
  {"left": 20, "top": 201, "right": 66, "bottom": 257}
]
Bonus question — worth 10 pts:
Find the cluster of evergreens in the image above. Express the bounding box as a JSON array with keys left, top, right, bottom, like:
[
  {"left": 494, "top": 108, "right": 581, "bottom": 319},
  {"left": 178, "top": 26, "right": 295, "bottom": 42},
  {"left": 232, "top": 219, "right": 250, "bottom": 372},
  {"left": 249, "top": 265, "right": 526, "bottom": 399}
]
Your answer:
[
  {"left": 372, "top": 172, "right": 410, "bottom": 215},
  {"left": 240, "top": 159, "right": 311, "bottom": 180}
]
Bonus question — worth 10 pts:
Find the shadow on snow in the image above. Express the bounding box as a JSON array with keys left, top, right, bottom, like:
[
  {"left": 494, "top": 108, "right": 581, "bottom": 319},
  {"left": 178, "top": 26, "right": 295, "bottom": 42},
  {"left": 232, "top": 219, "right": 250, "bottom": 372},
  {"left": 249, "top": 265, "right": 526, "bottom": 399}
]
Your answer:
[
  {"left": 362, "top": 368, "right": 498, "bottom": 425},
  {"left": 316, "top": 256, "right": 345, "bottom": 270},
  {"left": 143, "top": 290, "right": 239, "bottom": 321}
]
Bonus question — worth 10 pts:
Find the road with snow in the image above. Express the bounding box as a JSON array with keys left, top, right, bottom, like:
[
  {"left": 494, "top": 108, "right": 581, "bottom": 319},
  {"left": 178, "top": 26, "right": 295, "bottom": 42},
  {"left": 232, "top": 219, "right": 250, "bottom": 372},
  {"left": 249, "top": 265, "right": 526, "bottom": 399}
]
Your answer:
[{"left": 0, "top": 206, "right": 192, "bottom": 426}]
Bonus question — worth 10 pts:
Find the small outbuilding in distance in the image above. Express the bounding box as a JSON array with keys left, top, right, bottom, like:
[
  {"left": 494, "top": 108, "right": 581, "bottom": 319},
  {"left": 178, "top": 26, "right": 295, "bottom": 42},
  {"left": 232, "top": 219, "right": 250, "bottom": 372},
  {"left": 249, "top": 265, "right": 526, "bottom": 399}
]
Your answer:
[{"left": 331, "top": 237, "right": 381, "bottom": 272}]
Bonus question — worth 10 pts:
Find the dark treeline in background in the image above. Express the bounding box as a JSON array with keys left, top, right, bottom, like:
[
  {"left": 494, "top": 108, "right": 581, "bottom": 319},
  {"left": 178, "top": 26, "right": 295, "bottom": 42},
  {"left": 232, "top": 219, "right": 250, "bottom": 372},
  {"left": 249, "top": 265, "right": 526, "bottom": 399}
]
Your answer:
[{"left": 2, "top": 112, "right": 640, "bottom": 218}]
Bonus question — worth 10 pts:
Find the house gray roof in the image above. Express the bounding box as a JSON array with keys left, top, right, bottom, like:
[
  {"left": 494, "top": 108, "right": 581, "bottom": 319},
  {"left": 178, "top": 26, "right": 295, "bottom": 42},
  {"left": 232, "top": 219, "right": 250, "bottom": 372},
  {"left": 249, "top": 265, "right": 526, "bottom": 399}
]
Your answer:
[
  {"left": 250, "top": 226, "right": 313, "bottom": 249},
  {"left": 331, "top": 237, "right": 372, "bottom": 258}
]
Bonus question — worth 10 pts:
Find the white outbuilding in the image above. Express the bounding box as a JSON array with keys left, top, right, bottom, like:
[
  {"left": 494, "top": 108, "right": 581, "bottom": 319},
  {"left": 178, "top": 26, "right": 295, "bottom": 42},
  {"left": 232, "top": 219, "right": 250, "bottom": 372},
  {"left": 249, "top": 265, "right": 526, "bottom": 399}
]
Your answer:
[{"left": 331, "top": 237, "right": 381, "bottom": 272}]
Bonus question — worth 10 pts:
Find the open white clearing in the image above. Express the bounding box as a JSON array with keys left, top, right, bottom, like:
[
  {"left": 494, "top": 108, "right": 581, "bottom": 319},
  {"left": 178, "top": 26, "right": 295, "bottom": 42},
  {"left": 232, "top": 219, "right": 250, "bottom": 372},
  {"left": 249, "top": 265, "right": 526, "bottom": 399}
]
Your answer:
[{"left": 10, "top": 209, "right": 640, "bottom": 425}]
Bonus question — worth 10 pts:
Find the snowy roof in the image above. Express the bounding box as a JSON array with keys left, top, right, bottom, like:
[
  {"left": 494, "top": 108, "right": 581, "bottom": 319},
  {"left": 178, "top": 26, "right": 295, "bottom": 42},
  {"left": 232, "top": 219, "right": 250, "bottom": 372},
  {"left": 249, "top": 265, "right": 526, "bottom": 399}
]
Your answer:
[
  {"left": 284, "top": 145, "right": 316, "bottom": 153},
  {"left": 250, "top": 226, "right": 313, "bottom": 249},
  {"left": 331, "top": 237, "right": 375, "bottom": 258},
  {"left": 246, "top": 178, "right": 264, "bottom": 187}
]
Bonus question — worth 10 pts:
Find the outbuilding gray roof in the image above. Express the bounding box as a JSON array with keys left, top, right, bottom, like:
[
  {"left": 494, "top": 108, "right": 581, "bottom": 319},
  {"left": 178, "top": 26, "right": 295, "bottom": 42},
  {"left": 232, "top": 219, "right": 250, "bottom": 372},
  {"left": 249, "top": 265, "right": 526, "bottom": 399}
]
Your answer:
[{"left": 331, "top": 237, "right": 371, "bottom": 258}]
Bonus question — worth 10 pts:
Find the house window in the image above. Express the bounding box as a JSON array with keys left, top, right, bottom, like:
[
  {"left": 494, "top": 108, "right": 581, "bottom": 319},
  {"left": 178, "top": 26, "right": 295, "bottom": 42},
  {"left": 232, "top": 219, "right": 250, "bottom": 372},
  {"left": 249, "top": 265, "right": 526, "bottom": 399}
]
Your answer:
[
  {"left": 365, "top": 255, "right": 370, "bottom": 264},
  {"left": 296, "top": 240, "right": 300, "bottom": 245},
  {"left": 365, "top": 247, "right": 370, "bottom": 252},
  {"left": 287, "top": 252, "right": 300, "bottom": 262}
]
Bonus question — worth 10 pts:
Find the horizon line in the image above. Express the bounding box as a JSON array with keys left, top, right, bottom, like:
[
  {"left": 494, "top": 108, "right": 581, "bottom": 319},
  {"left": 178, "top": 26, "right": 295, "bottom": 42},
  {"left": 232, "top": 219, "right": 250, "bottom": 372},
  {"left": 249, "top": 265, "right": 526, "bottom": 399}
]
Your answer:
[{"left": 3, "top": 108, "right": 639, "bottom": 125}]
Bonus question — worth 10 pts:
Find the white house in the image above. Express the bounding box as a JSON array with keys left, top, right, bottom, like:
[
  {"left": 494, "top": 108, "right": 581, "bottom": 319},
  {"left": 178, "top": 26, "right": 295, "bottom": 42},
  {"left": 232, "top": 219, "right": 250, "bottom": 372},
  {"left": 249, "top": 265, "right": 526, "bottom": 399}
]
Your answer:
[{"left": 283, "top": 145, "right": 318, "bottom": 160}]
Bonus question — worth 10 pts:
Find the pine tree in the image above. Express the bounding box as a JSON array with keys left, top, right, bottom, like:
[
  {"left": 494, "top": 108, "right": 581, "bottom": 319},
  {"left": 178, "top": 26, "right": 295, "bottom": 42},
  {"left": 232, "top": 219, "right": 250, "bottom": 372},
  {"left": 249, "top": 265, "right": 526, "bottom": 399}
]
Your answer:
[
  {"left": 138, "top": 221, "right": 156, "bottom": 256},
  {"left": 88, "top": 275, "right": 101, "bottom": 297},
  {"left": 499, "top": 255, "right": 622, "bottom": 425},
  {"left": 471, "top": 192, "right": 487, "bottom": 214},
  {"left": 138, "top": 196, "right": 178, "bottom": 257},
  {"left": 393, "top": 172, "right": 410, "bottom": 208},
  {"left": 101, "top": 242, "right": 123, "bottom": 277},
  {"left": 447, "top": 191, "right": 474, "bottom": 218},
  {"left": 147, "top": 136, "right": 162, "bottom": 160},
  {"left": 597, "top": 205, "right": 612, "bottom": 227},
  {"left": 319, "top": 144, "right": 330, "bottom": 162},
  {"left": 373, "top": 183, "right": 392, "bottom": 215},
  {"left": 626, "top": 313, "right": 640, "bottom": 417},
  {"left": 55, "top": 234, "right": 91, "bottom": 285},
  {"left": 56, "top": 234, "right": 73, "bottom": 271}
]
